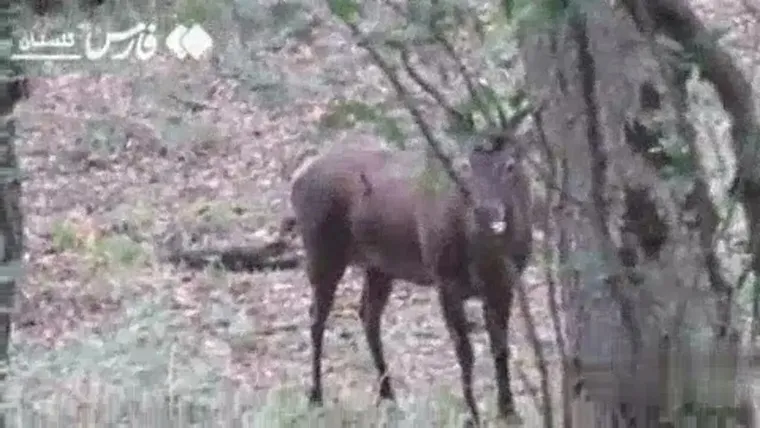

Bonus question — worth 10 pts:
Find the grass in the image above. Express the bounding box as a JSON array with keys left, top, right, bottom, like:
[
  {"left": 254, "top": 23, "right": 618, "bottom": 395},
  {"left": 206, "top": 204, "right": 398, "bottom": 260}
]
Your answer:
[{"left": 0, "top": 385, "right": 487, "bottom": 427}]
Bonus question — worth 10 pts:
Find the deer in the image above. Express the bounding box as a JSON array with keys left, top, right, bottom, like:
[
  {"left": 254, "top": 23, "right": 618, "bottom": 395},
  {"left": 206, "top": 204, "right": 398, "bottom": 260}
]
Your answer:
[{"left": 288, "top": 127, "right": 533, "bottom": 426}]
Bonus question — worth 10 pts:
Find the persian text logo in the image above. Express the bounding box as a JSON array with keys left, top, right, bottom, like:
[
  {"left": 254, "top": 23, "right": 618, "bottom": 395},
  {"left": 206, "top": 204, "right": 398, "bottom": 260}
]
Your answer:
[
  {"left": 12, "top": 22, "right": 158, "bottom": 61},
  {"left": 10, "top": 22, "right": 213, "bottom": 61}
]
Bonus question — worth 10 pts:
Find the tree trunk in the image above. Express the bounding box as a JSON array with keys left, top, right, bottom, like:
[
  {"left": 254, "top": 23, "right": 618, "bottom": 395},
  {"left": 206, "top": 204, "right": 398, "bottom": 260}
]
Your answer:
[
  {"left": 519, "top": 0, "right": 758, "bottom": 425},
  {"left": 0, "top": 4, "right": 27, "bottom": 428}
]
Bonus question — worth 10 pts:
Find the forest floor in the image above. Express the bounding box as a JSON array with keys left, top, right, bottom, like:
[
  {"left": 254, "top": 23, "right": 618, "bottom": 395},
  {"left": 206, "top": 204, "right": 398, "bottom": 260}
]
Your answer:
[
  {"left": 7, "top": 0, "right": 759, "bottom": 426},
  {"left": 9, "top": 5, "right": 559, "bottom": 426}
]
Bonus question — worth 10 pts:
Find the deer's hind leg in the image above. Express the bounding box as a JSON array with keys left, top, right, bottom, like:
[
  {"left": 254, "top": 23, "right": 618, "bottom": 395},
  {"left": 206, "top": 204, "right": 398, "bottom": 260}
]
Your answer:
[
  {"left": 303, "top": 223, "right": 351, "bottom": 406},
  {"left": 359, "top": 269, "right": 395, "bottom": 402}
]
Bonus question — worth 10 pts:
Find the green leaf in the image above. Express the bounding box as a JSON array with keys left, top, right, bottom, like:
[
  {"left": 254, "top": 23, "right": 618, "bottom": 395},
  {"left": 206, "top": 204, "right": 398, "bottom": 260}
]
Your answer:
[
  {"left": 382, "top": 25, "right": 433, "bottom": 48},
  {"left": 375, "top": 117, "right": 406, "bottom": 149},
  {"left": 175, "top": 0, "right": 222, "bottom": 25},
  {"left": 658, "top": 136, "right": 695, "bottom": 179},
  {"left": 407, "top": 1, "right": 433, "bottom": 24},
  {"left": 328, "top": 0, "right": 360, "bottom": 23},
  {"left": 319, "top": 100, "right": 376, "bottom": 129},
  {"left": 428, "top": 0, "right": 468, "bottom": 31},
  {"left": 319, "top": 100, "right": 407, "bottom": 148},
  {"left": 510, "top": 0, "right": 569, "bottom": 34},
  {"left": 446, "top": 100, "right": 479, "bottom": 137},
  {"left": 265, "top": 1, "right": 316, "bottom": 45},
  {"left": 269, "top": 1, "right": 306, "bottom": 26}
]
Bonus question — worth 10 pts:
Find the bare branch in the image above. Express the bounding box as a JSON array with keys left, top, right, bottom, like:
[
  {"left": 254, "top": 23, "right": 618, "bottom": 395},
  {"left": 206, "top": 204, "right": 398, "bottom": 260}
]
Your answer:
[
  {"left": 522, "top": 153, "right": 597, "bottom": 219},
  {"left": 480, "top": 83, "right": 509, "bottom": 130},
  {"left": 383, "top": 0, "right": 499, "bottom": 129},
  {"left": 646, "top": 13, "right": 737, "bottom": 335},
  {"left": 398, "top": 47, "right": 470, "bottom": 127},
  {"left": 513, "top": 260, "right": 554, "bottom": 428},
  {"left": 535, "top": 111, "right": 572, "bottom": 427},
  {"left": 338, "top": 15, "right": 472, "bottom": 202},
  {"left": 569, "top": 11, "right": 610, "bottom": 241},
  {"left": 164, "top": 241, "right": 301, "bottom": 272},
  {"left": 433, "top": 30, "right": 497, "bottom": 129},
  {"left": 505, "top": 92, "right": 541, "bottom": 129},
  {"left": 515, "top": 365, "right": 542, "bottom": 410}
]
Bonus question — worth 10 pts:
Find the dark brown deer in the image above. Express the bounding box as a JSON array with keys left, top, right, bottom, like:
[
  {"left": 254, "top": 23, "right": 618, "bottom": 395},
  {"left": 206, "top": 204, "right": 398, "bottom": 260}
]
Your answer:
[{"left": 289, "top": 132, "right": 532, "bottom": 426}]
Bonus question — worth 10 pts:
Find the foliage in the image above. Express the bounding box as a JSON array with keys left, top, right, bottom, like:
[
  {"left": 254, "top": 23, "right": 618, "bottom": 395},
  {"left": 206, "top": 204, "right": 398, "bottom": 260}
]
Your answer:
[
  {"left": 319, "top": 100, "right": 407, "bottom": 149},
  {"left": 50, "top": 220, "right": 81, "bottom": 253}
]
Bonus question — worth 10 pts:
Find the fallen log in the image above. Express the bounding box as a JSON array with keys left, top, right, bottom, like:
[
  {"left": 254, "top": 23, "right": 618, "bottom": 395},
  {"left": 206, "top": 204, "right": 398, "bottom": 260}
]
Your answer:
[{"left": 164, "top": 238, "right": 302, "bottom": 272}]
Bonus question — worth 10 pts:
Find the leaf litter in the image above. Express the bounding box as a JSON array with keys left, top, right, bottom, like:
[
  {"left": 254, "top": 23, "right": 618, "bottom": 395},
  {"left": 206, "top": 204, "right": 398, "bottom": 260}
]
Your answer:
[{"left": 7, "top": 5, "right": 574, "bottom": 423}]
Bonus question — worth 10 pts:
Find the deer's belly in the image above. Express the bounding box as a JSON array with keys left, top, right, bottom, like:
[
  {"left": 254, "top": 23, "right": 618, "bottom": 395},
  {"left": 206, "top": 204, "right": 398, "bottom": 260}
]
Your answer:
[
  {"left": 349, "top": 192, "right": 437, "bottom": 285},
  {"left": 351, "top": 241, "right": 434, "bottom": 285}
]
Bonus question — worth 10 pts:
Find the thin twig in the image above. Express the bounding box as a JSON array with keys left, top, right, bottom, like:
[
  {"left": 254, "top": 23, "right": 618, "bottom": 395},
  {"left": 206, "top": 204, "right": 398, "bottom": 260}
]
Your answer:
[
  {"left": 535, "top": 111, "right": 572, "bottom": 427},
  {"left": 515, "top": 365, "right": 541, "bottom": 410},
  {"left": 398, "top": 47, "right": 467, "bottom": 125},
  {"left": 339, "top": 16, "right": 472, "bottom": 202},
  {"left": 383, "top": 0, "right": 497, "bottom": 128},
  {"left": 514, "top": 267, "right": 555, "bottom": 428},
  {"left": 167, "top": 93, "right": 216, "bottom": 112},
  {"left": 483, "top": 83, "right": 509, "bottom": 129},
  {"left": 433, "top": 29, "right": 496, "bottom": 129}
]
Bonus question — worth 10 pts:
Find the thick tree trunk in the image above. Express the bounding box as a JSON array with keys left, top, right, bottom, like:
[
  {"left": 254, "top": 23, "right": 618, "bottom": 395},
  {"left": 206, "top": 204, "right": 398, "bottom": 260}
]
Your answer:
[
  {"left": 0, "top": 4, "right": 27, "bottom": 428},
  {"left": 520, "top": 0, "right": 758, "bottom": 425}
]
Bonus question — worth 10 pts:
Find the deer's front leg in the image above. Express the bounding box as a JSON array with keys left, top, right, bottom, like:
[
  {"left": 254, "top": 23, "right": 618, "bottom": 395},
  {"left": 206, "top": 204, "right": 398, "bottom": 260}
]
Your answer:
[
  {"left": 438, "top": 281, "right": 480, "bottom": 427},
  {"left": 483, "top": 283, "right": 522, "bottom": 425}
]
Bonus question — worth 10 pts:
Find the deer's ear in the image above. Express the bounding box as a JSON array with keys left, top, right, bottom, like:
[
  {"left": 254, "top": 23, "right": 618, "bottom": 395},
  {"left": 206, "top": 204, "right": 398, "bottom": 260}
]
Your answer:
[
  {"left": 474, "top": 133, "right": 507, "bottom": 153},
  {"left": 490, "top": 135, "right": 507, "bottom": 152}
]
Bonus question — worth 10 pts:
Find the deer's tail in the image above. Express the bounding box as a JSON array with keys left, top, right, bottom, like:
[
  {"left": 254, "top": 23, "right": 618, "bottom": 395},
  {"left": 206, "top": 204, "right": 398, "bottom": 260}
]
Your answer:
[{"left": 281, "top": 151, "right": 321, "bottom": 240}]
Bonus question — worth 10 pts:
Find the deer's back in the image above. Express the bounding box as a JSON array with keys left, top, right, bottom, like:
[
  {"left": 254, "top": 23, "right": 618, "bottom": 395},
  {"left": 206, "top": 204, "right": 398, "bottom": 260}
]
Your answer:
[
  {"left": 290, "top": 146, "right": 392, "bottom": 228},
  {"left": 291, "top": 146, "right": 467, "bottom": 284}
]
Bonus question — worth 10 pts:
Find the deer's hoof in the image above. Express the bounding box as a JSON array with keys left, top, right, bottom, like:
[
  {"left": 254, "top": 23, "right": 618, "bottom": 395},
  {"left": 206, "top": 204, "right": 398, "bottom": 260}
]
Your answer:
[
  {"left": 377, "top": 399, "right": 404, "bottom": 423},
  {"left": 375, "top": 395, "right": 396, "bottom": 407},
  {"left": 377, "top": 385, "right": 396, "bottom": 402}
]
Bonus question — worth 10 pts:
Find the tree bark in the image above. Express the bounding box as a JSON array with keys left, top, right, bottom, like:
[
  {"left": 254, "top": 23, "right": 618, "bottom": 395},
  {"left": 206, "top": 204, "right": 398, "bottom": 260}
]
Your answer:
[
  {"left": 519, "top": 0, "right": 758, "bottom": 425},
  {"left": 0, "top": 4, "right": 26, "bottom": 428},
  {"left": 620, "top": 0, "right": 760, "bottom": 318}
]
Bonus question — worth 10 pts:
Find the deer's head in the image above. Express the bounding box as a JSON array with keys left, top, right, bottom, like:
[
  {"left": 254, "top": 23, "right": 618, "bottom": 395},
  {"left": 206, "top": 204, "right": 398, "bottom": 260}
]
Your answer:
[{"left": 467, "top": 133, "right": 527, "bottom": 239}]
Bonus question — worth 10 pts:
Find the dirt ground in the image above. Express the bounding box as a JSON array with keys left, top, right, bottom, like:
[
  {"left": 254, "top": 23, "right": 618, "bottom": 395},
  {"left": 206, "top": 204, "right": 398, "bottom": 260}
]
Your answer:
[{"left": 8, "top": 13, "right": 561, "bottom": 424}]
